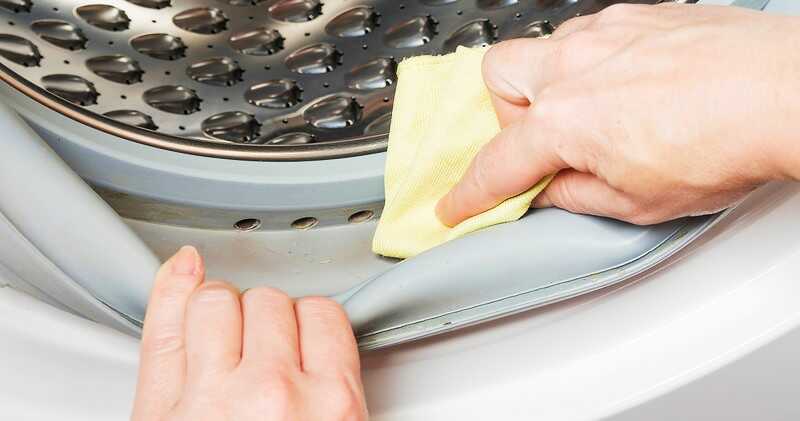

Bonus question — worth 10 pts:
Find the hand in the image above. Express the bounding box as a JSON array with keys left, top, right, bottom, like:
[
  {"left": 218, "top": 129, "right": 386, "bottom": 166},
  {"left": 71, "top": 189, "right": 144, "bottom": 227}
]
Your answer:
[
  {"left": 437, "top": 3, "right": 800, "bottom": 226},
  {"left": 131, "top": 246, "right": 367, "bottom": 421}
]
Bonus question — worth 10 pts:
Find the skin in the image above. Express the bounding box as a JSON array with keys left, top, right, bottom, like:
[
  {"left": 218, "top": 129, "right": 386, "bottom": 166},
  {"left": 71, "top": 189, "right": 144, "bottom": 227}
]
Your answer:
[
  {"left": 130, "top": 246, "right": 368, "bottom": 421},
  {"left": 437, "top": 3, "right": 800, "bottom": 227},
  {"left": 134, "top": 4, "right": 800, "bottom": 420}
]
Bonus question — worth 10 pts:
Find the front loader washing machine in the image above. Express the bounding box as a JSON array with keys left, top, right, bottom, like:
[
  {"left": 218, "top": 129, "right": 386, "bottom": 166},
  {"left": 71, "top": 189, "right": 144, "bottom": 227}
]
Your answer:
[{"left": 1, "top": 0, "right": 799, "bottom": 419}]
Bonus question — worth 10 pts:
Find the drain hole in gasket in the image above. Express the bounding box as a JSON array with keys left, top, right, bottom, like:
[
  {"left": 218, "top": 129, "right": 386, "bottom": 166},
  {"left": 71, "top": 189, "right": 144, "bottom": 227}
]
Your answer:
[
  {"left": 291, "top": 217, "right": 318, "bottom": 230},
  {"left": 348, "top": 210, "right": 374, "bottom": 223},
  {"left": 234, "top": 218, "right": 261, "bottom": 231}
]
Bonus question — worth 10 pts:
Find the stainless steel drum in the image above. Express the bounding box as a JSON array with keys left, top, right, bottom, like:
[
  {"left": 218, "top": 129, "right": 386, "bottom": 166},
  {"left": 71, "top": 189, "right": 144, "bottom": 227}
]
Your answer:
[{"left": 0, "top": 0, "right": 684, "bottom": 160}]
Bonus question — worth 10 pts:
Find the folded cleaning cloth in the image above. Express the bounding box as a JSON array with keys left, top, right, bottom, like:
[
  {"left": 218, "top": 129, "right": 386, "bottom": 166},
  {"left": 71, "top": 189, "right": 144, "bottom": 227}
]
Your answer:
[{"left": 372, "top": 46, "right": 552, "bottom": 259}]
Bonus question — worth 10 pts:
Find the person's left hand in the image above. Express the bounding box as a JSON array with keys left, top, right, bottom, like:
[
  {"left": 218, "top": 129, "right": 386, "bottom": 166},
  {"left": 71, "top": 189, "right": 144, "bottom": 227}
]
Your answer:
[{"left": 130, "top": 246, "right": 368, "bottom": 421}]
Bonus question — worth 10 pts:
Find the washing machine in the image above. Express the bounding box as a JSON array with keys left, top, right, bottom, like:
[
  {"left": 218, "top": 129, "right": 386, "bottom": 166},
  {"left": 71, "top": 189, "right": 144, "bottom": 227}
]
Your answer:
[{"left": 1, "top": 0, "right": 798, "bottom": 419}]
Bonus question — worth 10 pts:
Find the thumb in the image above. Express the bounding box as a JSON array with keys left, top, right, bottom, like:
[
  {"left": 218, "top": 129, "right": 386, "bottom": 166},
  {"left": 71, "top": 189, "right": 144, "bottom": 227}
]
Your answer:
[
  {"left": 533, "top": 170, "right": 643, "bottom": 223},
  {"left": 435, "top": 114, "right": 568, "bottom": 227}
]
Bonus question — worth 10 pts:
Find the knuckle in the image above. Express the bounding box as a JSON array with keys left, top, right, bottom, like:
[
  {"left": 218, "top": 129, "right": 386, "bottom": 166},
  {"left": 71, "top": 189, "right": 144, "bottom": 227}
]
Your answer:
[
  {"left": 550, "top": 33, "right": 588, "bottom": 74},
  {"left": 617, "top": 200, "right": 656, "bottom": 225},
  {"left": 142, "top": 329, "right": 184, "bottom": 356},
  {"left": 552, "top": 174, "right": 584, "bottom": 213},
  {"left": 248, "top": 377, "right": 294, "bottom": 418},
  {"left": 242, "top": 286, "right": 292, "bottom": 306},
  {"left": 326, "top": 380, "right": 366, "bottom": 421},
  {"left": 529, "top": 88, "right": 571, "bottom": 127},
  {"left": 595, "top": 3, "right": 644, "bottom": 24},
  {"left": 191, "top": 280, "right": 238, "bottom": 303},
  {"left": 296, "top": 296, "right": 346, "bottom": 319}
]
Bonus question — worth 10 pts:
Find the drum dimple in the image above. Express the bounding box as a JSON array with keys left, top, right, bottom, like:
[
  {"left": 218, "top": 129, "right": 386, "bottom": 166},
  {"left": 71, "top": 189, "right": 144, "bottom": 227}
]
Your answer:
[
  {"left": 31, "top": 20, "right": 88, "bottom": 51},
  {"left": 326, "top": 6, "right": 381, "bottom": 38},
  {"left": 0, "top": 34, "right": 42, "bottom": 66},
  {"left": 104, "top": 109, "right": 158, "bottom": 130},
  {"left": 173, "top": 7, "right": 229, "bottom": 34},
  {"left": 143, "top": 85, "right": 202, "bottom": 114},
  {"left": 76, "top": 5, "right": 131, "bottom": 32},
  {"left": 186, "top": 56, "right": 243, "bottom": 86},
  {"left": 267, "top": 0, "right": 323, "bottom": 23},
  {"left": 42, "top": 74, "right": 99, "bottom": 106},
  {"left": 229, "top": 28, "right": 284, "bottom": 56},
  {"left": 86, "top": 55, "right": 144, "bottom": 84},
  {"left": 285, "top": 43, "right": 342, "bottom": 74},
  {"left": 0, "top": 0, "right": 664, "bottom": 157},
  {"left": 245, "top": 79, "right": 303, "bottom": 109},
  {"left": 131, "top": 33, "right": 187, "bottom": 60},
  {"left": 201, "top": 111, "right": 261, "bottom": 142},
  {"left": 383, "top": 16, "right": 438, "bottom": 48}
]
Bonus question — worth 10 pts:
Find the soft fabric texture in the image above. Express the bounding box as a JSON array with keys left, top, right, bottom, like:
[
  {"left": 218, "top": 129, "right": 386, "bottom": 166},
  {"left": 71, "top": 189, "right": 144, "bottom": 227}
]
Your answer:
[{"left": 372, "top": 46, "right": 552, "bottom": 259}]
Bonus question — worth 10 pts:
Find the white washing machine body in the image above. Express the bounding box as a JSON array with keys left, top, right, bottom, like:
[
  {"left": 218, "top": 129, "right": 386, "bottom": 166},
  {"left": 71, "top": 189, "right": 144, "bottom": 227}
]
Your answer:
[{"left": 2, "top": 0, "right": 800, "bottom": 420}]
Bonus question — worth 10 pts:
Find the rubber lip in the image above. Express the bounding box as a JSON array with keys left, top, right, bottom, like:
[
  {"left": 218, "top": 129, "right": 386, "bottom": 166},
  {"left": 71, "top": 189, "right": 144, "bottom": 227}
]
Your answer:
[{"left": 0, "top": 63, "right": 388, "bottom": 162}]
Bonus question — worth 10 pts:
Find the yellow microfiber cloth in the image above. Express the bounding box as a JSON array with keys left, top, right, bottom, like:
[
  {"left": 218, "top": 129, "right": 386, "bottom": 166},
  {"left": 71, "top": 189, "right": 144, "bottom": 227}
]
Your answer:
[{"left": 372, "top": 46, "right": 552, "bottom": 259}]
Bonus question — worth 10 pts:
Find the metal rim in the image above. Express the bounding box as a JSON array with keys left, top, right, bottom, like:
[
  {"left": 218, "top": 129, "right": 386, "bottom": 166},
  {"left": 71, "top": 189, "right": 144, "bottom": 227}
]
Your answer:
[
  {"left": 0, "top": 62, "right": 388, "bottom": 161},
  {"left": 0, "top": 0, "right": 697, "bottom": 162}
]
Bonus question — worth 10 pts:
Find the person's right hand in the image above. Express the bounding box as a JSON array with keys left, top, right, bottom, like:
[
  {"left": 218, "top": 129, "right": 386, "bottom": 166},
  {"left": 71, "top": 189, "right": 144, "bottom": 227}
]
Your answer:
[{"left": 437, "top": 3, "right": 800, "bottom": 227}]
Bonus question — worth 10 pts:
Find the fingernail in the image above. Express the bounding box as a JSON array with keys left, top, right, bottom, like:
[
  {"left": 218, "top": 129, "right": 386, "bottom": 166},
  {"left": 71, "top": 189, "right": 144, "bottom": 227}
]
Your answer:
[
  {"left": 435, "top": 194, "right": 457, "bottom": 227},
  {"left": 532, "top": 192, "right": 552, "bottom": 209},
  {"left": 172, "top": 246, "right": 199, "bottom": 275}
]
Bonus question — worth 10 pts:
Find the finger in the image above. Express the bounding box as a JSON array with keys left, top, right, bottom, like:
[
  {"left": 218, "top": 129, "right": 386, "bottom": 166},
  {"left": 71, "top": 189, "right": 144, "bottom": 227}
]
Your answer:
[
  {"left": 240, "top": 287, "right": 300, "bottom": 370},
  {"left": 295, "top": 297, "right": 360, "bottom": 377},
  {"left": 532, "top": 170, "right": 643, "bottom": 222},
  {"left": 549, "top": 14, "right": 596, "bottom": 41},
  {"left": 435, "top": 114, "right": 569, "bottom": 227},
  {"left": 132, "top": 246, "right": 203, "bottom": 421},
  {"left": 489, "top": 91, "right": 527, "bottom": 129},
  {"left": 185, "top": 280, "right": 243, "bottom": 380},
  {"left": 487, "top": 15, "right": 596, "bottom": 127},
  {"left": 482, "top": 38, "right": 558, "bottom": 114}
]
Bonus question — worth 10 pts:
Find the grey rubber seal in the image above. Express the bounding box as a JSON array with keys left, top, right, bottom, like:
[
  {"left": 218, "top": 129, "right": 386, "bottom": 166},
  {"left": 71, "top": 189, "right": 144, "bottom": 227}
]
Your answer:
[{"left": 0, "top": 101, "right": 160, "bottom": 320}]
